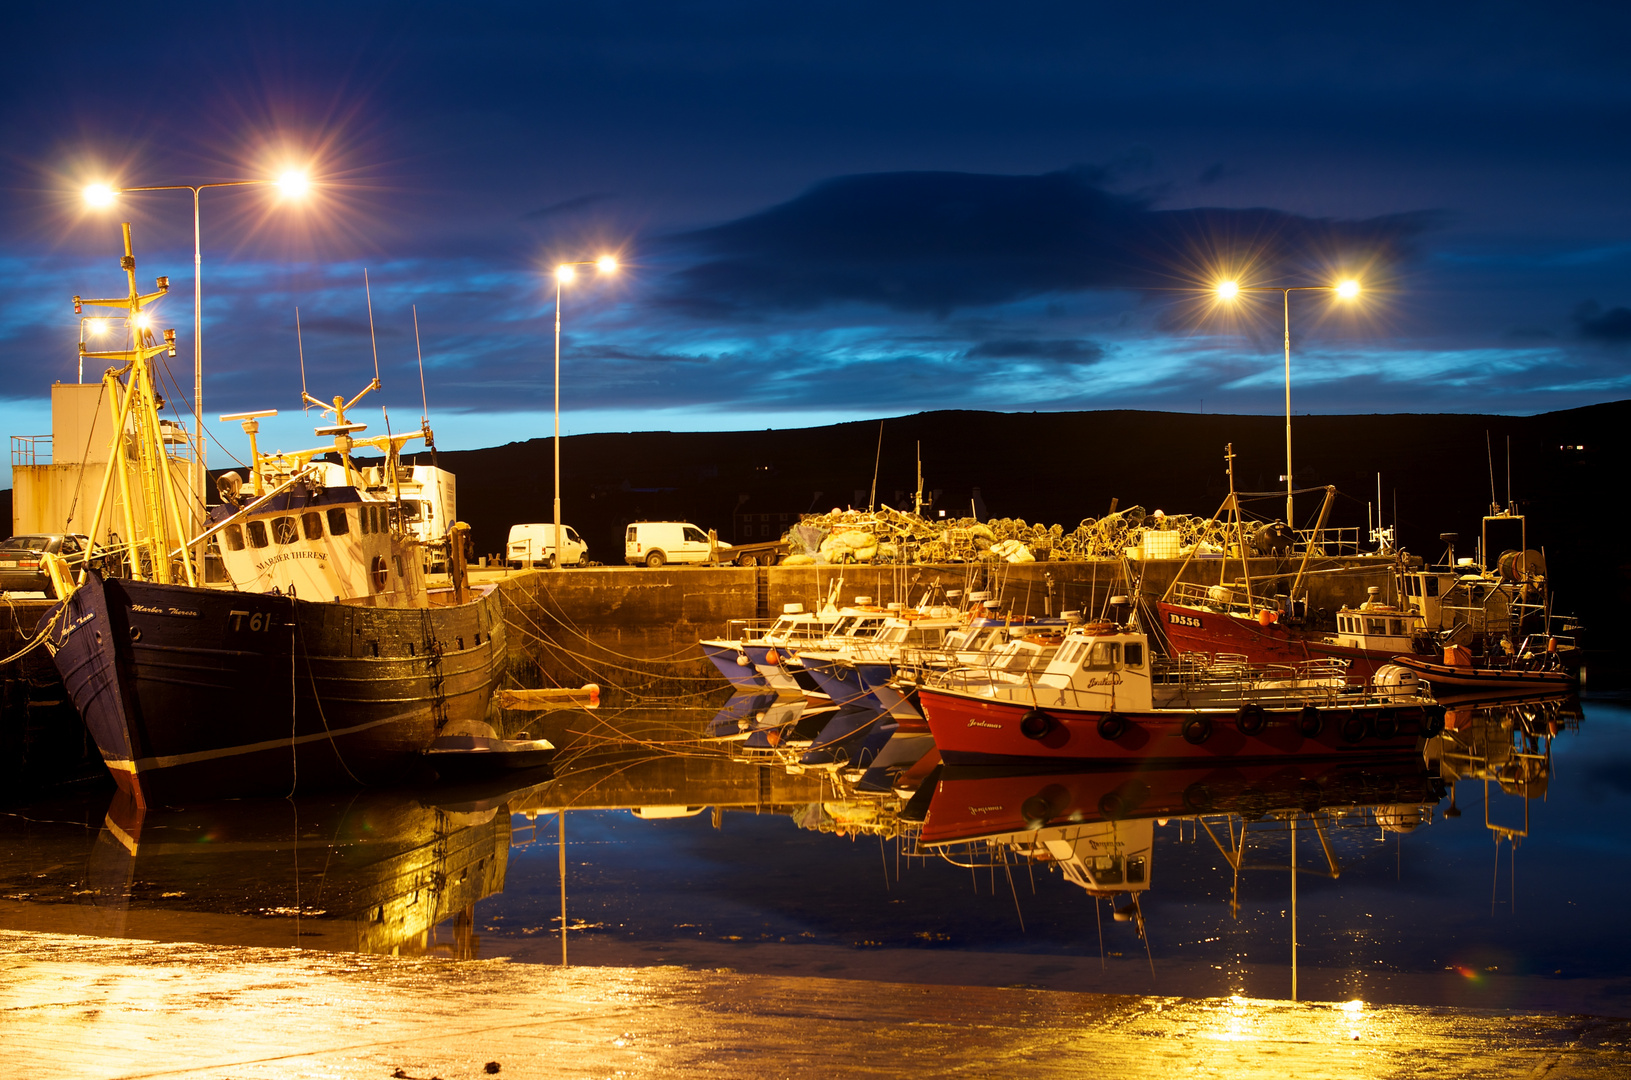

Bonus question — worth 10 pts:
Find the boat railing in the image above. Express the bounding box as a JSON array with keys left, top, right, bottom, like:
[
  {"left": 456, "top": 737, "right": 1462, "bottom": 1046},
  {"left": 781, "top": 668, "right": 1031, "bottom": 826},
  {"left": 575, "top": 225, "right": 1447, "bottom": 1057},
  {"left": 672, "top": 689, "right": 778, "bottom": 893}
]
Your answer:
[
  {"left": 10, "top": 434, "right": 50, "bottom": 467},
  {"left": 1167, "top": 580, "right": 1263, "bottom": 618},
  {"left": 1294, "top": 525, "right": 1365, "bottom": 556},
  {"left": 723, "top": 618, "right": 780, "bottom": 642}
]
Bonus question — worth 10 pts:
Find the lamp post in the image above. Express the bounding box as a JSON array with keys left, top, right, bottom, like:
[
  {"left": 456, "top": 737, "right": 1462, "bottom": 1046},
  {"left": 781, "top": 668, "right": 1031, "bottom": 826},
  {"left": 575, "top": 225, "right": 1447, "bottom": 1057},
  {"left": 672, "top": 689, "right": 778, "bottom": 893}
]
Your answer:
[
  {"left": 83, "top": 173, "right": 309, "bottom": 543},
  {"left": 551, "top": 256, "right": 618, "bottom": 568},
  {"left": 1214, "top": 278, "right": 1361, "bottom": 529}
]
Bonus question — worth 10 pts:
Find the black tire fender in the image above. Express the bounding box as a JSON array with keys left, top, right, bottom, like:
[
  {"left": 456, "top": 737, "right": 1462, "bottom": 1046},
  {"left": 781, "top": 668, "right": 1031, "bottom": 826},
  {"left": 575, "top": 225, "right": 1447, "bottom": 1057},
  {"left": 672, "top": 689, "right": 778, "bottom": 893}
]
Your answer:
[
  {"left": 1097, "top": 712, "right": 1127, "bottom": 741},
  {"left": 1235, "top": 702, "right": 1267, "bottom": 736},
  {"left": 1341, "top": 713, "right": 1370, "bottom": 743},
  {"left": 1297, "top": 704, "right": 1323, "bottom": 738},
  {"left": 1182, "top": 716, "right": 1213, "bottom": 745},
  {"left": 1019, "top": 708, "right": 1054, "bottom": 740}
]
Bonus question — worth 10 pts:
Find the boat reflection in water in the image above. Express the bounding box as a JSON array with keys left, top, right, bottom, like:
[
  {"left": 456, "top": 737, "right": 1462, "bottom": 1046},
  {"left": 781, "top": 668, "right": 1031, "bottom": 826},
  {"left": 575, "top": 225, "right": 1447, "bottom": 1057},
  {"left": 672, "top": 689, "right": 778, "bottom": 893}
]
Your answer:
[{"left": 75, "top": 772, "right": 552, "bottom": 957}]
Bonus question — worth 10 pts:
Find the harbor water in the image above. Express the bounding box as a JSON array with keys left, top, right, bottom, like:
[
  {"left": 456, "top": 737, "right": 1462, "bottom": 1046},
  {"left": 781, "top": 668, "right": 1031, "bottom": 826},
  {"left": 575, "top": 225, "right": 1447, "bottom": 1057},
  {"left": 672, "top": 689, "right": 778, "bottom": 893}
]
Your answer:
[{"left": 2, "top": 692, "right": 1627, "bottom": 1016}]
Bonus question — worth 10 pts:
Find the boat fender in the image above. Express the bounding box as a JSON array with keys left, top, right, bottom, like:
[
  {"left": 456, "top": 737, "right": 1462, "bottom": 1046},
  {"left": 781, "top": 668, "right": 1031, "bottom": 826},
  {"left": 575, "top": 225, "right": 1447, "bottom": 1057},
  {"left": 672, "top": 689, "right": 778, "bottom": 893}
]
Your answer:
[
  {"left": 1297, "top": 705, "right": 1323, "bottom": 738},
  {"left": 1340, "top": 713, "right": 1370, "bottom": 743},
  {"left": 765, "top": 649, "right": 780, "bottom": 665},
  {"left": 1421, "top": 705, "right": 1446, "bottom": 737},
  {"left": 1019, "top": 708, "right": 1055, "bottom": 740},
  {"left": 1235, "top": 702, "right": 1267, "bottom": 736},
  {"left": 1020, "top": 783, "right": 1069, "bottom": 828},
  {"left": 1182, "top": 716, "right": 1212, "bottom": 745},
  {"left": 735, "top": 653, "right": 751, "bottom": 666},
  {"left": 1373, "top": 709, "right": 1399, "bottom": 740},
  {"left": 1257, "top": 608, "right": 1277, "bottom": 627},
  {"left": 1097, "top": 712, "right": 1127, "bottom": 741}
]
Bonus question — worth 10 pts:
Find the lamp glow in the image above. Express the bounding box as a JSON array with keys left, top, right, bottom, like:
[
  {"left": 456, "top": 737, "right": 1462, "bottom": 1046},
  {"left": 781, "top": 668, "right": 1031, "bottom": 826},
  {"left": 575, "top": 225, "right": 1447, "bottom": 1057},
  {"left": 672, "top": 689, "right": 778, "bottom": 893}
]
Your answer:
[
  {"left": 134, "top": 314, "right": 151, "bottom": 330},
  {"left": 1216, "top": 280, "right": 1240, "bottom": 300},
  {"left": 556, "top": 264, "right": 577, "bottom": 283},
  {"left": 1336, "top": 279, "right": 1361, "bottom": 300},
  {"left": 597, "top": 256, "right": 618, "bottom": 274},
  {"left": 85, "top": 318, "right": 107, "bottom": 336},
  {"left": 84, "top": 184, "right": 116, "bottom": 208},
  {"left": 277, "top": 171, "right": 309, "bottom": 197}
]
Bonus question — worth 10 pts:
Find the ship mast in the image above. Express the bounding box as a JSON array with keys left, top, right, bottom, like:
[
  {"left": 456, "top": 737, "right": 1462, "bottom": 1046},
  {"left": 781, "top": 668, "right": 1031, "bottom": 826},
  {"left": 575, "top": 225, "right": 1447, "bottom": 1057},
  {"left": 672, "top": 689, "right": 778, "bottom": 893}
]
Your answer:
[{"left": 74, "top": 224, "right": 196, "bottom": 586}]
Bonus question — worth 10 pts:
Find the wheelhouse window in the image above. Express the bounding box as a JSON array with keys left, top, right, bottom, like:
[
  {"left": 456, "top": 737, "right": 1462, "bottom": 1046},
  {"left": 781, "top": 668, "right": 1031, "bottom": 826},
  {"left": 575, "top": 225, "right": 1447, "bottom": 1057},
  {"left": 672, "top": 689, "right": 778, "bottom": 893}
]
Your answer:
[
  {"left": 224, "top": 524, "right": 245, "bottom": 551},
  {"left": 1083, "top": 641, "right": 1120, "bottom": 669},
  {"left": 1424, "top": 577, "right": 1440, "bottom": 598},
  {"left": 272, "top": 516, "right": 299, "bottom": 545},
  {"left": 1366, "top": 617, "right": 1387, "bottom": 635},
  {"left": 1123, "top": 642, "right": 1144, "bottom": 668},
  {"left": 246, "top": 520, "right": 269, "bottom": 549},
  {"left": 302, "top": 512, "right": 324, "bottom": 540},
  {"left": 360, "top": 506, "right": 374, "bottom": 534},
  {"left": 327, "top": 508, "right": 350, "bottom": 536}
]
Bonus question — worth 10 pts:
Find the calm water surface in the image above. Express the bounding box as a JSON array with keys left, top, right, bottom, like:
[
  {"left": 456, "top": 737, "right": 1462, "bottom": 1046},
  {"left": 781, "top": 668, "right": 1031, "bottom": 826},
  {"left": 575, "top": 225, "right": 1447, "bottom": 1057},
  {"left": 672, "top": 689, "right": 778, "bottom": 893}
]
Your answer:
[{"left": 3, "top": 692, "right": 1627, "bottom": 1011}]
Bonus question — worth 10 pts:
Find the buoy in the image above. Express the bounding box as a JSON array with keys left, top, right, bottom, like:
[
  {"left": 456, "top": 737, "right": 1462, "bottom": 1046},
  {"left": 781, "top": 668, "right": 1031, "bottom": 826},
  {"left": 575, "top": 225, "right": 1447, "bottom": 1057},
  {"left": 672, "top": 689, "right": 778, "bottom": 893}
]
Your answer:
[
  {"left": 735, "top": 653, "right": 751, "bottom": 666},
  {"left": 1257, "top": 608, "right": 1276, "bottom": 627},
  {"left": 764, "top": 649, "right": 780, "bottom": 665}
]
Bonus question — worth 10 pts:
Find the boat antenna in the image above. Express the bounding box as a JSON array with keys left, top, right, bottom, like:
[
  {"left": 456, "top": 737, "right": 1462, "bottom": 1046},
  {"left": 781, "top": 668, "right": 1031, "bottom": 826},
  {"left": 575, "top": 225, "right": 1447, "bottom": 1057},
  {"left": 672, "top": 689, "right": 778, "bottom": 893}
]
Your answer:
[
  {"left": 296, "top": 307, "right": 310, "bottom": 412},
  {"left": 382, "top": 406, "right": 405, "bottom": 515},
  {"left": 364, "top": 268, "right": 382, "bottom": 390},
  {"left": 868, "top": 420, "right": 883, "bottom": 512},
  {"left": 913, "top": 439, "right": 924, "bottom": 517},
  {"left": 413, "top": 304, "right": 429, "bottom": 424},
  {"left": 408, "top": 305, "right": 439, "bottom": 467},
  {"left": 1506, "top": 434, "right": 1512, "bottom": 511},
  {"left": 1486, "top": 430, "right": 1497, "bottom": 514}
]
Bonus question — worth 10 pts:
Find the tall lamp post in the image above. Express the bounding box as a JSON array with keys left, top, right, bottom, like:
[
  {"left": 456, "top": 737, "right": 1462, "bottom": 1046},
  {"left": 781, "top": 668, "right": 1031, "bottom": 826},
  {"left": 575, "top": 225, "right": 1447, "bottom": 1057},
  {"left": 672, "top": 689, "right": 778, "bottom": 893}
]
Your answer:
[
  {"left": 83, "top": 173, "right": 309, "bottom": 541},
  {"left": 1214, "top": 278, "right": 1361, "bottom": 530},
  {"left": 551, "top": 257, "right": 618, "bottom": 568}
]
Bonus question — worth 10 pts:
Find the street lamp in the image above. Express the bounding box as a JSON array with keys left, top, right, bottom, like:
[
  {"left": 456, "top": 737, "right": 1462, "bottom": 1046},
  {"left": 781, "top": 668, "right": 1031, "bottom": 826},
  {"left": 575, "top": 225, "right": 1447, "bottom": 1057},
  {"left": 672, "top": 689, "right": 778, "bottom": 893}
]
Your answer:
[
  {"left": 552, "top": 257, "right": 618, "bottom": 567},
  {"left": 83, "top": 172, "right": 310, "bottom": 553},
  {"left": 1213, "top": 278, "right": 1361, "bottom": 530}
]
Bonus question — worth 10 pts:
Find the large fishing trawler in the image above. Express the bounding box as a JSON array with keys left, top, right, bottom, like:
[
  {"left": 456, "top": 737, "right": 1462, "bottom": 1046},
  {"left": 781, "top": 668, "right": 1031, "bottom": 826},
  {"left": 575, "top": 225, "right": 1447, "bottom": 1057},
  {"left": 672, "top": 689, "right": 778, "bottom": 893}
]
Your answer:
[{"left": 39, "top": 227, "right": 505, "bottom": 807}]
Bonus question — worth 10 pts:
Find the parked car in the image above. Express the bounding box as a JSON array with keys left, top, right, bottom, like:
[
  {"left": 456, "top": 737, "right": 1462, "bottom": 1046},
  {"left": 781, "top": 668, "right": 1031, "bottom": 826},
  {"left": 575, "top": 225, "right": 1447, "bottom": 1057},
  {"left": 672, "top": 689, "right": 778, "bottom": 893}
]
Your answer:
[
  {"left": 624, "top": 521, "right": 731, "bottom": 567},
  {"left": 506, "top": 523, "right": 588, "bottom": 568},
  {"left": 0, "top": 533, "right": 103, "bottom": 597}
]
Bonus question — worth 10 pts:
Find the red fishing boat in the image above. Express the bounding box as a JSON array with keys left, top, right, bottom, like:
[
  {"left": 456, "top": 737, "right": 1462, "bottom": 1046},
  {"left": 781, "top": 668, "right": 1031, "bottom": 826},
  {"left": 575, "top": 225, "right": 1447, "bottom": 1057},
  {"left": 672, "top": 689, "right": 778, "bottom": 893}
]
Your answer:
[{"left": 912, "top": 622, "right": 1440, "bottom": 766}]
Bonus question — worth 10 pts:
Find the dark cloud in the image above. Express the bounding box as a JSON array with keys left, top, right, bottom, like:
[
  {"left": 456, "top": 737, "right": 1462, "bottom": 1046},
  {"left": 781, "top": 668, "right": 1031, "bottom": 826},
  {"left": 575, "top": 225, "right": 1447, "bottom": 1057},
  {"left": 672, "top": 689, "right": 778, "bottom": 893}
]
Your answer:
[
  {"left": 660, "top": 169, "right": 1436, "bottom": 316},
  {"left": 1574, "top": 300, "right": 1631, "bottom": 344},
  {"left": 522, "top": 193, "right": 618, "bottom": 222},
  {"left": 965, "top": 339, "right": 1106, "bottom": 365}
]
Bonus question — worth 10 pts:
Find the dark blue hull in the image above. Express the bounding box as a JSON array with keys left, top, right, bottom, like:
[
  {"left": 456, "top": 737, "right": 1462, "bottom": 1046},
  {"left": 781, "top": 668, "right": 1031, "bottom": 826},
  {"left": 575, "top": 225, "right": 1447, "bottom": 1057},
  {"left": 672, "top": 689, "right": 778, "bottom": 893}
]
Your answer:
[{"left": 42, "top": 571, "right": 506, "bottom": 807}]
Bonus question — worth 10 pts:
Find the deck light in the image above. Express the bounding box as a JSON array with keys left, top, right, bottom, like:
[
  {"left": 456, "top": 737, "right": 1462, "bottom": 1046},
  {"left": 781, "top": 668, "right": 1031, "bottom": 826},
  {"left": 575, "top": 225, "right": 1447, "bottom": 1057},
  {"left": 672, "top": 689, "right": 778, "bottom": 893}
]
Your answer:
[{"left": 83, "top": 184, "right": 116, "bottom": 207}]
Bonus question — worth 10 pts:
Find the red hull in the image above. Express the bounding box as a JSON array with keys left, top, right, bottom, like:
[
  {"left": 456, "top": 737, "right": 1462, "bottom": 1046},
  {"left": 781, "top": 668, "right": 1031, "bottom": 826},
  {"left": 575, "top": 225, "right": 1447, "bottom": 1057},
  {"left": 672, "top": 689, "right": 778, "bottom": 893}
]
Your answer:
[
  {"left": 917, "top": 686, "right": 1429, "bottom": 766},
  {"left": 921, "top": 758, "right": 1443, "bottom": 844},
  {"left": 1157, "top": 601, "right": 1409, "bottom": 682}
]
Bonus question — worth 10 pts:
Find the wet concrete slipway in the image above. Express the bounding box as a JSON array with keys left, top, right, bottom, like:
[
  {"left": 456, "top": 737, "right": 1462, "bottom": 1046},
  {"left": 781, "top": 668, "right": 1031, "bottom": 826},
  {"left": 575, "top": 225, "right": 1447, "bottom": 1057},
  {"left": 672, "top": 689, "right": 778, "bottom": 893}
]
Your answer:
[{"left": 5, "top": 693, "right": 1631, "bottom": 1078}]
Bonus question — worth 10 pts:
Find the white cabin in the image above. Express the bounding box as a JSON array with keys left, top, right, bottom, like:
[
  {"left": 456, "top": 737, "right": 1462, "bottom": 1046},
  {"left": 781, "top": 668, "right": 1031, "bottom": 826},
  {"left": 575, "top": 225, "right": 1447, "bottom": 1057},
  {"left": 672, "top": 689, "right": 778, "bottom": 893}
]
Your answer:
[{"left": 211, "top": 460, "right": 426, "bottom": 607}]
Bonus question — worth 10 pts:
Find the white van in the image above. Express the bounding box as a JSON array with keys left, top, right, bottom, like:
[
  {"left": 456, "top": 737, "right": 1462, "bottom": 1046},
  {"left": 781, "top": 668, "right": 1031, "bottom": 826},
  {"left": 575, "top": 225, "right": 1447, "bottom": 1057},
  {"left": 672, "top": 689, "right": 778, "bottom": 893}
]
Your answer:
[
  {"left": 624, "top": 522, "right": 731, "bottom": 567},
  {"left": 507, "top": 523, "right": 588, "bottom": 568}
]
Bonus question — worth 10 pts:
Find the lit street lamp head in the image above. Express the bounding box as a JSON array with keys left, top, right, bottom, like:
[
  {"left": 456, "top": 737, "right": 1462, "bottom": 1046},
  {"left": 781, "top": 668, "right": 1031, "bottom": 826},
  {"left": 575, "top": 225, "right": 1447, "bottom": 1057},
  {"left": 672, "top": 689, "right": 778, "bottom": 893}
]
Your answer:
[
  {"left": 1336, "top": 279, "right": 1361, "bottom": 300},
  {"left": 596, "top": 256, "right": 618, "bottom": 274},
  {"left": 83, "top": 183, "right": 116, "bottom": 207},
  {"left": 1216, "top": 280, "right": 1240, "bottom": 301},
  {"left": 276, "top": 171, "right": 309, "bottom": 197},
  {"left": 556, "top": 264, "right": 577, "bottom": 283}
]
